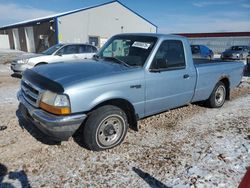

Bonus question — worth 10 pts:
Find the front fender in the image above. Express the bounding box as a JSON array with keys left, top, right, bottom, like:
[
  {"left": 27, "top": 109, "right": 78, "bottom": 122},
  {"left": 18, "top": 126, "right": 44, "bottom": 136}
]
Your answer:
[
  {"left": 66, "top": 81, "right": 145, "bottom": 117},
  {"left": 89, "top": 90, "right": 132, "bottom": 110}
]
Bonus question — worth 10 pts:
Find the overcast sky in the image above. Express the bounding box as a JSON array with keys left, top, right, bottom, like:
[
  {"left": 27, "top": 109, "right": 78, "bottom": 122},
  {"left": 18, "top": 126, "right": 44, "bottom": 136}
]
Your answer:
[{"left": 0, "top": 0, "right": 249, "bottom": 33}]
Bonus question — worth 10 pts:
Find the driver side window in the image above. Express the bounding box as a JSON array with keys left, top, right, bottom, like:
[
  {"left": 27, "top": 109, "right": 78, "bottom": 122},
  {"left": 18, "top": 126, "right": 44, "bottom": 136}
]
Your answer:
[{"left": 151, "top": 40, "right": 186, "bottom": 70}]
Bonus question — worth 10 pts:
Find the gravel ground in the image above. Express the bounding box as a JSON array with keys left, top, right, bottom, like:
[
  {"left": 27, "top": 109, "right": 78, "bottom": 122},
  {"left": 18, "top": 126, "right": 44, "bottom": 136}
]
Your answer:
[{"left": 0, "top": 53, "right": 250, "bottom": 188}]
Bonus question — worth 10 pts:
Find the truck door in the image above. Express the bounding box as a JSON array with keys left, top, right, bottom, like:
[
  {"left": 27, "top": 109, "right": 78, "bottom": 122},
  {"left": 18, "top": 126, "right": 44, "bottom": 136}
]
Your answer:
[{"left": 145, "top": 40, "right": 196, "bottom": 116}]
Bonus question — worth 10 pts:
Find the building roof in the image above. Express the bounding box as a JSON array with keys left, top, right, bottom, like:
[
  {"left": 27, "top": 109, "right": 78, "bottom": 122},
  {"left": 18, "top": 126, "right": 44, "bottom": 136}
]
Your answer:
[
  {"left": 176, "top": 32, "right": 250, "bottom": 38},
  {"left": 0, "top": 0, "right": 157, "bottom": 29}
]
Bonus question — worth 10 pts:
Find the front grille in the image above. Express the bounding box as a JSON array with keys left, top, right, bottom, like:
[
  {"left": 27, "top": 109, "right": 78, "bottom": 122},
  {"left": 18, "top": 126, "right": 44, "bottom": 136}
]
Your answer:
[{"left": 21, "top": 79, "right": 41, "bottom": 107}]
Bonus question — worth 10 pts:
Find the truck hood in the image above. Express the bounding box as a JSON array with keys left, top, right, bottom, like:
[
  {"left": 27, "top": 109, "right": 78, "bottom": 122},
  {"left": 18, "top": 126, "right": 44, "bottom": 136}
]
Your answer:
[{"left": 32, "top": 59, "right": 131, "bottom": 87}]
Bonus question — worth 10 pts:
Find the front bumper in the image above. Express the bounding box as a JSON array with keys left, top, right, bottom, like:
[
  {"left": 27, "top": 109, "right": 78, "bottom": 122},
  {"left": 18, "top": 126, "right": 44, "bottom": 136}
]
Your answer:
[
  {"left": 11, "top": 62, "right": 28, "bottom": 74},
  {"left": 221, "top": 54, "right": 240, "bottom": 60},
  {"left": 17, "top": 91, "right": 87, "bottom": 141}
]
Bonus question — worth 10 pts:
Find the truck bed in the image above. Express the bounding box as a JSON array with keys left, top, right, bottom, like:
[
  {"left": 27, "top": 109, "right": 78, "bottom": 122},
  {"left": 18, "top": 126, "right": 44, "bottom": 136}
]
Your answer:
[{"left": 192, "top": 60, "right": 244, "bottom": 103}]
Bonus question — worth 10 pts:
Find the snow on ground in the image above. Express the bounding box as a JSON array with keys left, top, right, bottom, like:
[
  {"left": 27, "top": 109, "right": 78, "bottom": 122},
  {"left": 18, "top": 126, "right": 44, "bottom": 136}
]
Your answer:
[
  {"left": 164, "top": 94, "right": 250, "bottom": 187},
  {"left": 0, "top": 64, "right": 11, "bottom": 74},
  {"left": 0, "top": 52, "right": 249, "bottom": 188},
  {"left": 214, "top": 54, "right": 221, "bottom": 59}
]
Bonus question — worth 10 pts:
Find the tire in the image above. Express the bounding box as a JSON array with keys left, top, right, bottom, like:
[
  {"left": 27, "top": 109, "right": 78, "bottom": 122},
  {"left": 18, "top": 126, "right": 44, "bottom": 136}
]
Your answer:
[
  {"left": 207, "top": 81, "right": 226, "bottom": 108},
  {"left": 82, "top": 105, "right": 128, "bottom": 151}
]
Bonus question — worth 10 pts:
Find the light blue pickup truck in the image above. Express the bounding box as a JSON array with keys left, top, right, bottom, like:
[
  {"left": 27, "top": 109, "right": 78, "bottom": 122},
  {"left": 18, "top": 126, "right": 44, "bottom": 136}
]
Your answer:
[{"left": 18, "top": 33, "right": 244, "bottom": 151}]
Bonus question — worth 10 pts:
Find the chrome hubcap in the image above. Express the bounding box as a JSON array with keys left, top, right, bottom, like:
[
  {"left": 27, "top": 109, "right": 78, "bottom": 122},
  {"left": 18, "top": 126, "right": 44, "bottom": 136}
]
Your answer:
[
  {"left": 97, "top": 115, "right": 125, "bottom": 147},
  {"left": 215, "top": 85, "right": 225, "bottom": 105}
]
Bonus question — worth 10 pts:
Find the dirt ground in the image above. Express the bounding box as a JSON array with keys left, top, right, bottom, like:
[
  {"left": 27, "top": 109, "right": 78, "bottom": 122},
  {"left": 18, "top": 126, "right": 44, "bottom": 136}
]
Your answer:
[{"left": 0, "top": 53, "right": 250, "bottom": 187}]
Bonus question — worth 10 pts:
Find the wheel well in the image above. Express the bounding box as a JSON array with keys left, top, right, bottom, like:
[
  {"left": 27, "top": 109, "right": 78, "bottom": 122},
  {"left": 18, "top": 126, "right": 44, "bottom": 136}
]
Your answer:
[
  {"left": 90, "top": 99, "right": 138, "bottom": 131},
  {"left": 220, "top": 77, "right": 230, "bottom": 100},
  {"left": 35, "top": 62, "right": 47, "bottom": 66}
]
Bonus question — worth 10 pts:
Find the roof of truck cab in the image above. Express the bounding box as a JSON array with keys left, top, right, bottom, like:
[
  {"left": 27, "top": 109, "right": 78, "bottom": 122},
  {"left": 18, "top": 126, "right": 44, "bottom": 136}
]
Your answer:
[{"left": 115, "top": 33, "right": 187, "bottom": 39}]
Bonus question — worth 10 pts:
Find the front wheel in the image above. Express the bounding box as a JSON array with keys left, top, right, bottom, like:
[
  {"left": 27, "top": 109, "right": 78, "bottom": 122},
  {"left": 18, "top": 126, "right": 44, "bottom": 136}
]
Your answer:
[
  {"left": 82, "top": 105, "right": 128, "bottom": 151},
  {"left": 207, "top": 81, "right": 226, "bottom": 108}
]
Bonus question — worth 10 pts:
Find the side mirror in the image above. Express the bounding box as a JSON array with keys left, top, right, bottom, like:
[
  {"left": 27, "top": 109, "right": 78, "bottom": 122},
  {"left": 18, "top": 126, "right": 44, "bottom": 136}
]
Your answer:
[
  {"left": 92, "top": 54, "right": 99, "bottom": 59},
  {"left": 56, "top": 52, "right": 63, "bottom": 56}
]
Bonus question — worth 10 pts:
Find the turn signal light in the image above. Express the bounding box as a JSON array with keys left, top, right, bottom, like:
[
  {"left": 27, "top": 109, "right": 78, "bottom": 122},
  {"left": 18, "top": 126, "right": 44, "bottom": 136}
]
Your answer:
[{"left": 40, "top": 101, "right": 71, "bottom": 115}]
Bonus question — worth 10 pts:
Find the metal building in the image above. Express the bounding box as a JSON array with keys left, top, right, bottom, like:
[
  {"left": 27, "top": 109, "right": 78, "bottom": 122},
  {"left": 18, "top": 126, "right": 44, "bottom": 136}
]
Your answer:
[
  {"left": 177, "top": 32, "right": 250, "bottom": 53},
  {"left": 0, "top": 1, "right": 157, "bottom": 53}
]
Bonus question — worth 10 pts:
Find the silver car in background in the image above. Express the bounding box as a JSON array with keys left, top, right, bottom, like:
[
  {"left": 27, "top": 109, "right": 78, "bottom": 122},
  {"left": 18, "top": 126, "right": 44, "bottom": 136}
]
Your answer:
[
  {"left": 221, "top": 45, "right": 250, "bottom": 60},
  {"left": 11, "top": 43, "right": 97, "bottom": 75}
]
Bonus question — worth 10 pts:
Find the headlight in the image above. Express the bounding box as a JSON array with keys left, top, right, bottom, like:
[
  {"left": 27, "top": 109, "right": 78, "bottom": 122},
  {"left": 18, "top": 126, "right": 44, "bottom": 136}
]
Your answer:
[
  {"left": 17, "top": 59, "right": 29, "bottom": 64},
  {"left": 39, "top": 90, "right": 71, "bottom": 115}
]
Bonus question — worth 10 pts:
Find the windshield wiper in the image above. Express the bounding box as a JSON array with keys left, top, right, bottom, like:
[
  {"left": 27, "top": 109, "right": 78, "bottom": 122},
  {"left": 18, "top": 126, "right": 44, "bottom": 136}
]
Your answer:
[{"left": 103, "top": 56, "right": 131, "bottom": 67}]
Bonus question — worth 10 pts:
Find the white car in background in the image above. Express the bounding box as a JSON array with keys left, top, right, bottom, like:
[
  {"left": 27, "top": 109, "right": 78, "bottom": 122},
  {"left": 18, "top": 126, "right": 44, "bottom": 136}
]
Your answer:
[{"left": 11, "top": 43, "right": 97, "bottom": 74}]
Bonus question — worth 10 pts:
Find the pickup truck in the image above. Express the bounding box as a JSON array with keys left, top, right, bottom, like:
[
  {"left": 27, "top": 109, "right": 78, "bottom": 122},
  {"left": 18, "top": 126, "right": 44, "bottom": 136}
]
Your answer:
[{"left": 17, "top": 33, "right": 244, "bottom": 151}]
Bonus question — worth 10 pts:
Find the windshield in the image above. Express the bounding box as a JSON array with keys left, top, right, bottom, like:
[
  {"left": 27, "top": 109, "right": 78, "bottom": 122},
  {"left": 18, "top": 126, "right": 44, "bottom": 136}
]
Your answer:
[
  {"left": 230, "top": 46, "right": 244, "bottom": 51},
  {"left": 42, "top": 44, "right": 64, "bottom": 55},
  {"left": 97, "top": 35, "right": 158, "bottom": 67}
]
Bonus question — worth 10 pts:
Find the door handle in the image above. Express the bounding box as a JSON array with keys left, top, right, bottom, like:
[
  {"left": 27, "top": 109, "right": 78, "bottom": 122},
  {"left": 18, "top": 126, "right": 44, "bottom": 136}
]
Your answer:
[{"left": 183, "top": 74, "right": 190, "bottom": 79}]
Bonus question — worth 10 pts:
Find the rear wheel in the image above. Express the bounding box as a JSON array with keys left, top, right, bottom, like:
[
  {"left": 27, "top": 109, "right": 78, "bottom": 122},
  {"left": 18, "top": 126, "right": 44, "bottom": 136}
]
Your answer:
[
  {"left": 207, "top": 81, "right": 226, "bottom": 108},
  {"left": 82, "top": 105, "right": 128, "bottom": 151}
]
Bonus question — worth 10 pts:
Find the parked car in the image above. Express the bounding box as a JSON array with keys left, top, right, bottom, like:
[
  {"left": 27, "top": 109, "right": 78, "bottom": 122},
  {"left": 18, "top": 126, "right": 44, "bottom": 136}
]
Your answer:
[
  {"left": 17, "top": 33, "right": 244, "bottom": 151},
  {"left": 191, "top": 45, "right": 214, "bottom": 60},
  {"left": 11, "top": 43, "right": 97, "bottom": 74},
  {"left": 221, "top": 45, "right": 250, "bottom": 60}
]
